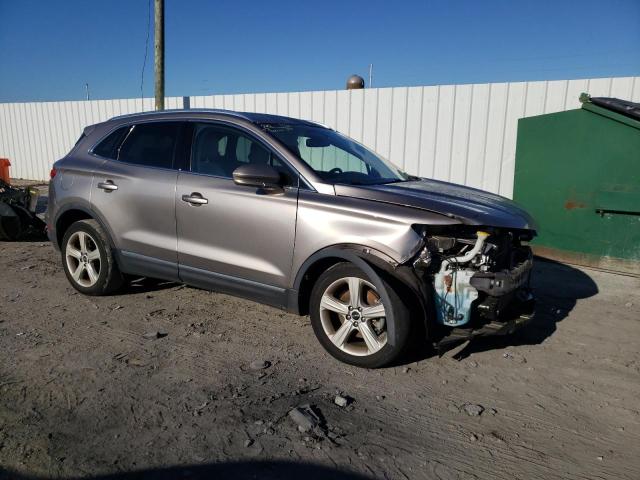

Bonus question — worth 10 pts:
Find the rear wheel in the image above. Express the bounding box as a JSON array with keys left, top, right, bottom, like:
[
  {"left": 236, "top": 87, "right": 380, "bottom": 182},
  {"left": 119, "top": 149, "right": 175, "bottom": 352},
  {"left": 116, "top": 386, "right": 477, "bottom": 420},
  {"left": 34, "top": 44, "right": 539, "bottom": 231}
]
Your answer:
[
  {"left": 309, "top": 263, "right": 411, "bottom": 368},
  {"left": 61, "top": 219, "right": 124, "bottom": 295}
]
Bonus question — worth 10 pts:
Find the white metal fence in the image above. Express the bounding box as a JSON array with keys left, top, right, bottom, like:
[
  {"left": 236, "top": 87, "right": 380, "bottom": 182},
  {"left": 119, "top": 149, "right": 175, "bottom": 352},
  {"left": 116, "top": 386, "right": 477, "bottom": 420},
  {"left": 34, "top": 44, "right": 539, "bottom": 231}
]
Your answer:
[{"left": 1, "top": 76, "right": 638, "bottom": 197}]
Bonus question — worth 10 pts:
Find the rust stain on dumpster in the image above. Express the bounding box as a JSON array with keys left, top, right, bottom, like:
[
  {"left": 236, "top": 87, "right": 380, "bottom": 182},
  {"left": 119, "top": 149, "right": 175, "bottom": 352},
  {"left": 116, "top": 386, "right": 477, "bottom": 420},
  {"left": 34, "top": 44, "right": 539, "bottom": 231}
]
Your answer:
[{"left": 564, "top": 200, "right": 586, "bottom": 210}]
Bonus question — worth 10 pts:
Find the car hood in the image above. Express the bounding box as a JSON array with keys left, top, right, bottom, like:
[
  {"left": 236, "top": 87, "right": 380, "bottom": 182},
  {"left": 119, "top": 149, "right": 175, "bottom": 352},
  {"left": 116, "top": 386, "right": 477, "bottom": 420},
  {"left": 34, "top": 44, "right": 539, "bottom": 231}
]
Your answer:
[{"left": 334, "top": 178, "right": 537, "bottom": 231}]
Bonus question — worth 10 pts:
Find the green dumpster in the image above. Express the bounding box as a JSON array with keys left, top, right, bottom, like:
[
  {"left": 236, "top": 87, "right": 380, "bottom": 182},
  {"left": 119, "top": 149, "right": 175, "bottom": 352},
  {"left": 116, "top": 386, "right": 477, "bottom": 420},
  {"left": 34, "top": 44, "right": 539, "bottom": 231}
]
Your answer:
[{"left": 513, "top": 95, "right": 640, "bottom": 275}]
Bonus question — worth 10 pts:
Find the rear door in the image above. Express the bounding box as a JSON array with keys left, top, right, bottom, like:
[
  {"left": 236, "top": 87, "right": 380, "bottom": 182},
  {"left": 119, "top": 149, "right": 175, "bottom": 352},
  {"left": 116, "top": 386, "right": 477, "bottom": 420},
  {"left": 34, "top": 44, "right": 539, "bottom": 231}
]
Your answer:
[
  {"left": 91, "top": 121, "right": 186, "bottom": 279},
  {"left": 175, "top": 122, "right": 299, "bottom": 296}
]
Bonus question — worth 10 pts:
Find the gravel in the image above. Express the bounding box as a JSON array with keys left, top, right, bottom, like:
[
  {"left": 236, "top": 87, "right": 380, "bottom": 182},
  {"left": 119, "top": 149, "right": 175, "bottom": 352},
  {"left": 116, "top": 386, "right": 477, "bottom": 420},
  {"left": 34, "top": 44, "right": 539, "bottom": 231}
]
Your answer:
[
  {"left": 1, "top": 239, "right": 639, "bottom": 479},
  {"left": 249, "top": 360, "right": 271, "bottom": 370},
  {"left": 288, "top": 405, "right": 320, "bottom": 433},
  {"left": 463, "top": 404, "right": 485, "bottom": 417},
  {"left": 142, "top": 331, "right": 166, "bottom": 340}
]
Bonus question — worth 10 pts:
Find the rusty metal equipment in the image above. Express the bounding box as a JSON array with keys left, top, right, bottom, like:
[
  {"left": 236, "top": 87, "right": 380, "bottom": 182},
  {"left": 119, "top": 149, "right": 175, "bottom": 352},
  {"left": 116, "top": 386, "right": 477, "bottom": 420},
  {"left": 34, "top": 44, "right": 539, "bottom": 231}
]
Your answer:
[
  {"left": 0, "top": 158, "right": 10, "bottom": 183},
  {"left": 0, "top": 180, "right": 46, "bottom": 240}
]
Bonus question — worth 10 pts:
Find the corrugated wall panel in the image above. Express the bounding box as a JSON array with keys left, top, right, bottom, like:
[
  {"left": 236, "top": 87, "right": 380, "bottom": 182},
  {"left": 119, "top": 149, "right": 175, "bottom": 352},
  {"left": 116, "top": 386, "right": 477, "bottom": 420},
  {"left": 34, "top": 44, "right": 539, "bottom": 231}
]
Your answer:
[
  {"left": 433, "top": 84, "right": 455, "bottom": 181},
  {"left": 388, "top": 87, "right": 408, "bottom": 170},
  {"left": 0, "top": 96, "right": 183, "bottom": 179},
  {"left": 361, "top": 89, "right": 377, "bottom": 153},
  {"left": 501, "top": 82, "right": 527, "bottom": 197},
  {"left": 450, "top": 84, "right": 472, "bottom": 186},
  {"left": 375, "top": 88, "right": 393, "bottom": 160},
  {"left": 323, "top": 90, "right": 337, "bottom": 130},
  {"left": 335, "top": 90, "right": 350, "bottom": 135},
  {"left": 465, "top": 83, "right": 490, "bottom": 189},
  {"left": 482, "top": 82, "right": 509, "bottom": 194},
  {"left": 1, "top": 78, "right": 639, "bottom": 196},
  {"left": 417, "top": 86, "right": 439, "bottom": 179},
  {"left": 403, "top": 87, "right": 423, "bottom": 176}
]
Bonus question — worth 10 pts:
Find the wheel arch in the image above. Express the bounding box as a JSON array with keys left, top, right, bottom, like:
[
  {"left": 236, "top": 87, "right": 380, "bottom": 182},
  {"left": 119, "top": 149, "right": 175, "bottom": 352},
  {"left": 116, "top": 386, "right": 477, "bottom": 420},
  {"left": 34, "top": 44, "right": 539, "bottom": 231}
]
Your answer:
[
  {"left": 291, "top": 244, "right": 430, "bottom": 345},
  {"left": 54, "top": 204, "right": 117, "bottom": 250}
]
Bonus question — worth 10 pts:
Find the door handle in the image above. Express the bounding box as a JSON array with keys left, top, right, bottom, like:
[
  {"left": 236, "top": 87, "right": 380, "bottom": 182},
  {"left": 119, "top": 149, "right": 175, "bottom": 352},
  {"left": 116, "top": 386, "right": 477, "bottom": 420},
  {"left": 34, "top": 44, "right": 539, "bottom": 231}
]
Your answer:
[
  {"left": 181, "top": 192, "right": 208, "bottom": 206},
  {"left": 97, "top": 180, "right": 118, "bottom": 192}
]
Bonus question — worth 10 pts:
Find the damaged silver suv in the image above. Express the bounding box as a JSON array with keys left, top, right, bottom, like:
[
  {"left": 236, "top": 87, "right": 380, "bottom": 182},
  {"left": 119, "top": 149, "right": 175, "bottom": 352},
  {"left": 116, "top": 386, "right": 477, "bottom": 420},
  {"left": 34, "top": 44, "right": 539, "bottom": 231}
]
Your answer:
[{"left": 47, "top": 110, "right": 536, "bottom": 368}]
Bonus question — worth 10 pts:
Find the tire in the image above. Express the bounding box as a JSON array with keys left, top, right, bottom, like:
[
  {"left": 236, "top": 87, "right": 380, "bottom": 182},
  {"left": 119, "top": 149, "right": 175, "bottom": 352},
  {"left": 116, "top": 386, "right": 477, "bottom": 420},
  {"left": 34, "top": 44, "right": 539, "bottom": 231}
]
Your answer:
[
  {"left": 60, "top": 219, "right": 124, "bottom": 296},
  {"left": 309, "top": 262, "right": 412, "bottom": 368}
]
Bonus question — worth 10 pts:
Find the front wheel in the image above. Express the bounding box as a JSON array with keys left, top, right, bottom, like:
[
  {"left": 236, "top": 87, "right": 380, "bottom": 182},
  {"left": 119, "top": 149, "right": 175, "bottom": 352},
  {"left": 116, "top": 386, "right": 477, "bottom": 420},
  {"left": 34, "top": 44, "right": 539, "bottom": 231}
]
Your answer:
[{"left": 309, "top": 263, "right": 412, "bottom": 368}]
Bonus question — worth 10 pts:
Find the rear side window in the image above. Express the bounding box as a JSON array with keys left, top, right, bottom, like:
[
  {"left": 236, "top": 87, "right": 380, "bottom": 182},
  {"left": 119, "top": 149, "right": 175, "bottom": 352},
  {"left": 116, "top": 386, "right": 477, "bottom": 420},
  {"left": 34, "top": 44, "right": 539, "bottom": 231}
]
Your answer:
[
  {"left": 93, "top": 127, "right": 130, "bottom": 159},
  {"left": 118, "top": 122, "right": 181, "bottom": 169}
]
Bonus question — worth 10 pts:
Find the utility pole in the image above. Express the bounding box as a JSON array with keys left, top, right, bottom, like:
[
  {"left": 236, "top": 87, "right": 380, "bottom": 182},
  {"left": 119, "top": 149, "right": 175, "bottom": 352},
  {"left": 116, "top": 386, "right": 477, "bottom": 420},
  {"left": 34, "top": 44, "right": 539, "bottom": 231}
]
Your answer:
[
  {"left": 84, "top": 83, "right": 90, "bottom": 101},
  {"left": 368, "top": 64, "right": 373, "bottom": 88},
  {"left": 154, "top": 0, "right": 165, "bottom": 110}
]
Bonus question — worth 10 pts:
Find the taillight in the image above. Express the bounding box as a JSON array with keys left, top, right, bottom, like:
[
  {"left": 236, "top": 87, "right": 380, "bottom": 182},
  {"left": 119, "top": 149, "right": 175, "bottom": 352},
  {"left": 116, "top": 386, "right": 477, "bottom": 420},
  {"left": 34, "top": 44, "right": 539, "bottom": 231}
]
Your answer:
[{"left": 50, "top": 168, "right": 57, "bottom": 179}]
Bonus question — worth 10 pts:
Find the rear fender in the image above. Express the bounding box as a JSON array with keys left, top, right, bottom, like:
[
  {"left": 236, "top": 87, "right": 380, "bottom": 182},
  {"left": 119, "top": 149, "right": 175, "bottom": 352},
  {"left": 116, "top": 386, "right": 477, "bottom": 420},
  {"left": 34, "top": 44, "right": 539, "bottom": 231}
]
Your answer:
[{"left": 53, "top": 202, "right": 117, "bottom": 251}]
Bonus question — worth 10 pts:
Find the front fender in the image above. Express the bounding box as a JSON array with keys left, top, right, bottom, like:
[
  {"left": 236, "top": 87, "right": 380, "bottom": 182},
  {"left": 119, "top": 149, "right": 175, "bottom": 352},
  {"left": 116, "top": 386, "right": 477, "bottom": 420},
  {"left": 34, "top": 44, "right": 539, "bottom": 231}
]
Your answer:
[{"left": 290, "top": 244, "right": 431, "bottom": 346}]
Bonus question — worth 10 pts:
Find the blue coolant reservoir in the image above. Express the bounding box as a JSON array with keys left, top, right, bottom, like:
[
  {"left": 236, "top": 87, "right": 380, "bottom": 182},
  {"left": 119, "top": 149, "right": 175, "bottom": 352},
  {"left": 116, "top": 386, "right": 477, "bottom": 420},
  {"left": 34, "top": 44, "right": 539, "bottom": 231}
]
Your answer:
[{"left": 433, "top": 268, "right": 479, "bottom": 327}]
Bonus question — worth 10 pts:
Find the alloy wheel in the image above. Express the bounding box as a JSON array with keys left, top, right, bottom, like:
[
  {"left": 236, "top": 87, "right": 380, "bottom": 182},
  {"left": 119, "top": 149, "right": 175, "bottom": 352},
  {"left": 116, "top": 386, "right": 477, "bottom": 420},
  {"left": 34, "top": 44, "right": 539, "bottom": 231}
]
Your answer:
[
  {"left": 65, "top": 231, "right": 101, "bottom": 288},
  {"left": 319, "top": 276, "right": 388, "bottom": 356}
]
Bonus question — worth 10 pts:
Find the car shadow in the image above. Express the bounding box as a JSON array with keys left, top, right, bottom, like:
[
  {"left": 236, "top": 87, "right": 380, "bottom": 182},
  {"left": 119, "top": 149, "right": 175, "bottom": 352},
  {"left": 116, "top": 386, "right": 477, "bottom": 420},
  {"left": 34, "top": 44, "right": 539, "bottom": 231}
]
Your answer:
[
  {"left": 0, "top": 461, "right": 373, "bottom": 480},
  {"left": 123, "top": 276, "right": 179, "bottom": 294},
  {"left": 404, "top": 257, "right": 599, "bottom": 363}
]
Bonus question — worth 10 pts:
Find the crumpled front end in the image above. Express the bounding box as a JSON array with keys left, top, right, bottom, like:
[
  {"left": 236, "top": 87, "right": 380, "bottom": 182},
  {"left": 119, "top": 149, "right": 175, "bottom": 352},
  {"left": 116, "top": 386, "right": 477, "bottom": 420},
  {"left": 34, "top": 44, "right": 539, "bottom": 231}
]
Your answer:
[{"left": 412, "top": 225, "right": 536, "bottom": 350}]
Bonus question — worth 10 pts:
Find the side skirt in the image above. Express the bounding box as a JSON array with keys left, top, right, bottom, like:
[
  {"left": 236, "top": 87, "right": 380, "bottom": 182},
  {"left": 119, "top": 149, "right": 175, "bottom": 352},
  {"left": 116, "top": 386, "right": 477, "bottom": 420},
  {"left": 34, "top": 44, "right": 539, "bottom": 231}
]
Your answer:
[
  {"left": 116, "top": 250, "right": 291, "bottom": 311},
  {"left": 179, "top": 264, "right": 290, "bottom": 310},
  {"left": 116, "top": 250, "right": 180, "bottom": 282}
]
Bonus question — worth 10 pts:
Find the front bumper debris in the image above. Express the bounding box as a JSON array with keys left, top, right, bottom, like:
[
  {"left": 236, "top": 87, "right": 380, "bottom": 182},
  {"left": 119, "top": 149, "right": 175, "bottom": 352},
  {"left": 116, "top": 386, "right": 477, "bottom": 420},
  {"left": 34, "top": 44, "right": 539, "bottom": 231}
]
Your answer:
[
  {"left": 435, "top": 292, "right": 535, "bottom": 353},
  {"left": 470, "top": 256, "right": 533, "bottom": 296}
]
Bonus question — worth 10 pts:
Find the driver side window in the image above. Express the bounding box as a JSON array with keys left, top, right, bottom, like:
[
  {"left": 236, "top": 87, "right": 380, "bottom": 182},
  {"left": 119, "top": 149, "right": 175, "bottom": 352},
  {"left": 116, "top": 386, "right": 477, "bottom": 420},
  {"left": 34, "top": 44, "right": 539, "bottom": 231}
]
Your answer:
[{"left": 190, "top": 123, "right": 298, "bottom": 185}]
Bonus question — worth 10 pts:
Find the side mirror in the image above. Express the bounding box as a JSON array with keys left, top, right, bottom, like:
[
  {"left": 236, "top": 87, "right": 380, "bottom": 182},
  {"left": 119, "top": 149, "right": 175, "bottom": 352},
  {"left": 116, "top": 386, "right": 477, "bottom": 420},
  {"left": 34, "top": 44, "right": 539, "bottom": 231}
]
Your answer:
[{"left": 232, "top": 164, "right": 282, "bottom": 190}]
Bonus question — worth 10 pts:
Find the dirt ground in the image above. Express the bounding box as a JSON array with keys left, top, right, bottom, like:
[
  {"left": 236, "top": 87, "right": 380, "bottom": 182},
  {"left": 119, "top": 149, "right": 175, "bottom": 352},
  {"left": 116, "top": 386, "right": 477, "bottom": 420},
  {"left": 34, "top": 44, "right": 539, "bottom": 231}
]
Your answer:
[{"left": 1, "top": 204, "right": 639, "bottom": 479}]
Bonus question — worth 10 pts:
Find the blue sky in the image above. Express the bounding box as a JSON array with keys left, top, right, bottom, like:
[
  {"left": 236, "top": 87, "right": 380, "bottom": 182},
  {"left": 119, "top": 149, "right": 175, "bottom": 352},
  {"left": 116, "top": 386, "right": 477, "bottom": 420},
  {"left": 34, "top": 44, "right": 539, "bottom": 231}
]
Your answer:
[{"left": 0, "top": 0, "right": 639, "bottom": 102}]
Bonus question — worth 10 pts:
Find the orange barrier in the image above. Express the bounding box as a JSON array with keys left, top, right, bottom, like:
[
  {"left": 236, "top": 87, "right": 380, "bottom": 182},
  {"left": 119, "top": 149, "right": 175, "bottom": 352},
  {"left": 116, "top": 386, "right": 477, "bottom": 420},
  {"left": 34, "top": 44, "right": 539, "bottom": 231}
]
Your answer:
[{"left": 0, "top": 158, "right": 10, "bottom": 183}]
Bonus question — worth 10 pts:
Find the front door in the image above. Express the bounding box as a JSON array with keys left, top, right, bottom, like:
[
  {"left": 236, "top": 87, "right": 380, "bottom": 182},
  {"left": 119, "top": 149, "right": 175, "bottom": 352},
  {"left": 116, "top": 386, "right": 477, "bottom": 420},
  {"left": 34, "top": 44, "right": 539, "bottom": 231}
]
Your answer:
[{"left": 176, "top": 122, "right": 299, "bottom": 303}]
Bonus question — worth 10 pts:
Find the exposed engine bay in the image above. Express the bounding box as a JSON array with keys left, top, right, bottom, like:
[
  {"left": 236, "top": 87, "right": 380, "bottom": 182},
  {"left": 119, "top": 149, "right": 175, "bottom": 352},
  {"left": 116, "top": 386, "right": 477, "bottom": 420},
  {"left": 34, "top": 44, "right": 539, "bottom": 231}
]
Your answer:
[{"left": 412, "top": 226, "right": 535, "bottom": 339}]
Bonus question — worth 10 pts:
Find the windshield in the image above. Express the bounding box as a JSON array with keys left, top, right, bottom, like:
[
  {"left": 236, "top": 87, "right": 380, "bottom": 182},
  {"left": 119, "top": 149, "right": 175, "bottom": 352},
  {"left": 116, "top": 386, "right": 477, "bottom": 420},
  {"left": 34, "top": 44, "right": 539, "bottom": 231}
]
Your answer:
[{"left": 260, "top": 123, "right": 411, "bottom": 185}]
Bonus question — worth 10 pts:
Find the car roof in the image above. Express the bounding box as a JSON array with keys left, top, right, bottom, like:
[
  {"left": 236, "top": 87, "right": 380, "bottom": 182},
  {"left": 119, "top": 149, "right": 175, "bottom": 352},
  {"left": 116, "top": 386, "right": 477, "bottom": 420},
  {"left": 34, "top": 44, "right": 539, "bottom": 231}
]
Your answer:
[{"left": 105, "top": 109, "right": 326, "bottom": 128}]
